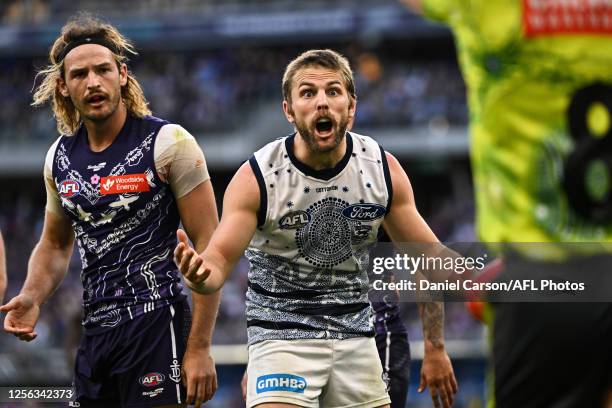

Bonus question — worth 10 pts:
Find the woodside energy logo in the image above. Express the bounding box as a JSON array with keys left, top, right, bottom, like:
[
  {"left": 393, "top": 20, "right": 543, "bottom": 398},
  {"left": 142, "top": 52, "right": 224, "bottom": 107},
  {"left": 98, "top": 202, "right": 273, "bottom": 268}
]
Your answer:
[{"left": 100, "top": 174, "right": 150, "bottom": 195}]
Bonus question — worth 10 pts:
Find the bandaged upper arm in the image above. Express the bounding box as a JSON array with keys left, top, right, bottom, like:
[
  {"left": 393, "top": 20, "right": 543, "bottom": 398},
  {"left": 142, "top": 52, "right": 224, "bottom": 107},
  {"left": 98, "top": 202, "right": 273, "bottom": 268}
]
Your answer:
[
  {"left": 155, "top": 124, "right": 210, "bottom": 198},
  {"left": 44, "top": 139, "right": 65, "bottom": 217}
]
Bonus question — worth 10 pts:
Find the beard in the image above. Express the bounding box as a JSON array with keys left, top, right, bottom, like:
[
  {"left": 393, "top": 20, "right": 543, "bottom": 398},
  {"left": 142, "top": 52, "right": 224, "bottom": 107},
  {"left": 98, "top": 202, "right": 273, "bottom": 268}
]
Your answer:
[{"left": 294, "top": 112, "right": 350, "bottom": 154}]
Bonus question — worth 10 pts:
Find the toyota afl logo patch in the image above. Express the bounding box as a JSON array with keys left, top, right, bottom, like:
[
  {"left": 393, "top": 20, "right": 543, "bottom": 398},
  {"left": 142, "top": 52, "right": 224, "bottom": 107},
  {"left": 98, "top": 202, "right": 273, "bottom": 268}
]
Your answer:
[{"left": 58, "top": 180, "right": 81, "bottom": 198}]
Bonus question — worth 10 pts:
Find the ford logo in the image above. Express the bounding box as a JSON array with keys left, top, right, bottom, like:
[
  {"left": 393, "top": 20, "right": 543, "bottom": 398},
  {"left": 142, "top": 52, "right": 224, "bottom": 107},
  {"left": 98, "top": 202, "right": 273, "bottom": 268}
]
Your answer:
[{"left": 342, "top": 204, "right": 386, "bottom": 221}]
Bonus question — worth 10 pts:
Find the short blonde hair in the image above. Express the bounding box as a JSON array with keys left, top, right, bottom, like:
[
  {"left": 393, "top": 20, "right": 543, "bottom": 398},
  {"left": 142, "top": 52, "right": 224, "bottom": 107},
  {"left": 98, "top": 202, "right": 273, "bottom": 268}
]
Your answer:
[
  {"left": 282, "top": 49, "right": 356, "bottom": 103},
  {"left": 32, "top": 13, "right": 151, "bottom": 136}
]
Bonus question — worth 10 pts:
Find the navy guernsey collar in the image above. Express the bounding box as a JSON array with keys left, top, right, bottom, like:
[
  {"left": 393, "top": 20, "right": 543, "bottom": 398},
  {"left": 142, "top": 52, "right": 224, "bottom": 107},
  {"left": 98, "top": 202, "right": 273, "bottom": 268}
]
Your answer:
[{"left": 285, "top": 132, "right": 353, "bottom": 181}]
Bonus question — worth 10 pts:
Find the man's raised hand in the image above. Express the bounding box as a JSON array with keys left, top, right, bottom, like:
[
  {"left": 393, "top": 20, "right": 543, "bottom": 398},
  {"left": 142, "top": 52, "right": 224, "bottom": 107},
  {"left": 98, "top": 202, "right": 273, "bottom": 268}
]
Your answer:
[{"left": 174, "top": 229, "right": 211, "bottom": 294}]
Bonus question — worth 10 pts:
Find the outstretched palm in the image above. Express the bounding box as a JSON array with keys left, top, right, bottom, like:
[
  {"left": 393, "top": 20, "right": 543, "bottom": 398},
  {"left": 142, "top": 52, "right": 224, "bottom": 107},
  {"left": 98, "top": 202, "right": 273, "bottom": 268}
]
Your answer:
[{"left": 1, "top": 294, "right": 40, "bottom": 341}]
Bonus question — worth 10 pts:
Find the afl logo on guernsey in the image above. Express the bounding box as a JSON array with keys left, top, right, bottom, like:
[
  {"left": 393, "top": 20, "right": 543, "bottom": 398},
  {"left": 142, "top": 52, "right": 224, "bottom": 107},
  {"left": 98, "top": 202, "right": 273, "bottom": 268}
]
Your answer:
[
  {"left": 342, "top": 204, "right": 386, "bottom": 221},
  {"left": 58, "top": 180, "right": 81, "bottom": 198},
  {"left": 279, "top": 211, "right": 311, "bottom": 230}
]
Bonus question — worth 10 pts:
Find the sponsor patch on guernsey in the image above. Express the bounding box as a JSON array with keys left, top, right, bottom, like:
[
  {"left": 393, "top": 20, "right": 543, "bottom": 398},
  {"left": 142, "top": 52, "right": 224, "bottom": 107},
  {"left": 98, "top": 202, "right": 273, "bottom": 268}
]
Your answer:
[
  {"left": 142, "top": 387, "right": 164, "bottom": 398},
  {"left": 256, "top": 374, "right": 307, "bottom": 394},
  {"left": 342, "top": 203, "right": 386, "bottom": 221},
  {"left": 100, "top": 174, "right": 150, "bottom": 195}
]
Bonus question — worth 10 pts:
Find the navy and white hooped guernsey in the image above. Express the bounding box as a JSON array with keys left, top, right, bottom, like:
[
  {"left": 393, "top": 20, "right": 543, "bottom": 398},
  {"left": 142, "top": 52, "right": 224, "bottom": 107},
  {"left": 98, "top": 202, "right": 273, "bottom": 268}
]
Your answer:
[
  {"left": 246, "top": 132, "right": 393, "bottom": 345},
  {"left": 51, "top": 115, "right": 185, "bottom": 334}
]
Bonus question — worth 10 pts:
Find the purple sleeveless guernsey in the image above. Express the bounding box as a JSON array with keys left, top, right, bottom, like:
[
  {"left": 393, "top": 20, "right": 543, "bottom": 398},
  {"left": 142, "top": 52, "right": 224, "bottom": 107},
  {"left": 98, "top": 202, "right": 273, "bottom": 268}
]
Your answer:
[{"left": 52, "top": 115, "right": 185, "bottom": 334}]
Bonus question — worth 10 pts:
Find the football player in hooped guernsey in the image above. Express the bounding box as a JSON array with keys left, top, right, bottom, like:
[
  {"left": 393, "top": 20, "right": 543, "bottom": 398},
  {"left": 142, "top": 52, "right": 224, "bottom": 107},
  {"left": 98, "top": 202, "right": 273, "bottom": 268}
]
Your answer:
[
  {"left": 1, "top": 15, "right": 220, "bottom": 408},
  {"left": 175, "top": 49, "right": 458, "bottom": 408}
]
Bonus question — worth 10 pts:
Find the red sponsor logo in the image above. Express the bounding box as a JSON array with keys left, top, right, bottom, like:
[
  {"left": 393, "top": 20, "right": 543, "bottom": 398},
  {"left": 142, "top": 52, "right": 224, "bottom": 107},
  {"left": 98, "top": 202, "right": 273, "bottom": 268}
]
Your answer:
[
  {"left": 100, "top": 174, "right": 150, "bottom": 195},
  {"left": 58, "top": 180, "right": 81, "bottom": 198},
  {"left": 524, "top": 0, "right": 612, "bottom": 37},
  {"left": 139, "top": 372, "right": 165, "bottom": 387}
]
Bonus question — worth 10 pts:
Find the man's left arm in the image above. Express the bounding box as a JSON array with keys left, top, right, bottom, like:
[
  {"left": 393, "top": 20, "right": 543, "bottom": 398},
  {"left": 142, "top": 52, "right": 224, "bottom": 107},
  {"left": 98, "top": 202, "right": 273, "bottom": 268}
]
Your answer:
[
  {"left": 382, "top": 152, "right": 458, "bottom": 408},
  {"left": 157, "top": 124, "right": 220, "bottom": 407},
  {"left": 177, "top": 180, "right": 220, "bottom": 407}
]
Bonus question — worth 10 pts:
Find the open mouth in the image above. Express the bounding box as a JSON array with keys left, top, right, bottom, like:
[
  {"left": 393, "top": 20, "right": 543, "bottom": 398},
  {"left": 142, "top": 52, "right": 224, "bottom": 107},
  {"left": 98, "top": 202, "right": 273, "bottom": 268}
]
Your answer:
[
  {"left": 88, "top": 94, "right": 106, "bottom": 105},
  {"left": 315, "top": 118, "right": 333, "bottom": 134}
]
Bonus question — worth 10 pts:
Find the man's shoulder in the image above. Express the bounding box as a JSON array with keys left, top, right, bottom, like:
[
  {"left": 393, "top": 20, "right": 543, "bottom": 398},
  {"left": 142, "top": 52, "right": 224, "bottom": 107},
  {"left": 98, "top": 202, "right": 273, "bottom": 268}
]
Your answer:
[
  {"left": 156, "top": 123, "right": 194, "bottom": 143},
  {"left": 45, "top": 136, "right": 64, "bottom": 170},
  {"left": 349, "top": 131, "right": 378, "bottom": 145},
  {"left": 140, "top": 114, "right": 171, "bottom": 126},
  {"left": 259, "top": 134, "right": 291, "bottom": 149},
  {"left": 131, "top": 115, "right": 172, "bottom": 138},
  {"left": 253, "top": 134, "right": 291, "bottom": 159},
  {"left": 349, "top": 132, "right": 385, "bottom": 160}
]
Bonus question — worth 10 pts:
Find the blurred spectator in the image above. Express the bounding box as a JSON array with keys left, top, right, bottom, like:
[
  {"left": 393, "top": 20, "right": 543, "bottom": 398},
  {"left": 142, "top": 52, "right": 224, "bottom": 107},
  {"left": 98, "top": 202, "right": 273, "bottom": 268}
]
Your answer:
[{"left": 2, "top": 0, "right": 49, "bottom": 24}]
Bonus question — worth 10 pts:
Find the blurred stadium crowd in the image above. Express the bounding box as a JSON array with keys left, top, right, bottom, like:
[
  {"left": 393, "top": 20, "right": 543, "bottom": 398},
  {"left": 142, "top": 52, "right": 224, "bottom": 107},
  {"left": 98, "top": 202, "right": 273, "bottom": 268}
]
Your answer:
[
  {"left": 2, "top": 0, "right": 387, "bottom": 23},
  {"left": 1, "top": 50, "right": 466, "bottom": 144}
]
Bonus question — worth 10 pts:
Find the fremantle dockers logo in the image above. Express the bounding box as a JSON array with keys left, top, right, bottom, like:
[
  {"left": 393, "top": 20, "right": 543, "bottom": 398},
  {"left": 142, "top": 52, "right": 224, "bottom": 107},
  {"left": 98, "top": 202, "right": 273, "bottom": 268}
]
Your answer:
[{"left": 296, "top": 197, "right": 353, "bottom": 267}]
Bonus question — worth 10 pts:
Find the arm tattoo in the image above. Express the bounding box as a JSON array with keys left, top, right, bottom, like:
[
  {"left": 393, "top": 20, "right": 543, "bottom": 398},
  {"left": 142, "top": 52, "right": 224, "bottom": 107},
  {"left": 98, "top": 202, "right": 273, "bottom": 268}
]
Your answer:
[{"left": 418, "top": 301, "right": 444, "bottom": 348}]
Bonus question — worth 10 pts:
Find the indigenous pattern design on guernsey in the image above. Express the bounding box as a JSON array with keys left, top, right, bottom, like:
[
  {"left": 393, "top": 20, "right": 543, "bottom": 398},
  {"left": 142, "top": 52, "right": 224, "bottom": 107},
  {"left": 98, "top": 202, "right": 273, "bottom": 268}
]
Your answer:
[
  {"left": 245, "top": 132, "right": 393, "bottom": 345},
  {"left": 52, "top": 115, "right": 185, "bottom": 334}
]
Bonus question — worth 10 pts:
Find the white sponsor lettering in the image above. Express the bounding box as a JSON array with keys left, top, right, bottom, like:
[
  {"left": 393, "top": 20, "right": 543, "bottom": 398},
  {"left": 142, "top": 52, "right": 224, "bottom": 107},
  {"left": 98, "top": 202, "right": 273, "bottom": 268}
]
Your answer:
[
  {"left": 350, "top": 206, "right": 380, "bottom": 219},
  {"left": 256, "top": 376, "right": 306, "bottom": 391},
  {"left": 142, "top": 387, "right": 164, "bottom": 398},
  {"left": 87, "top": 162, "right": 107, "bottom": 171}
]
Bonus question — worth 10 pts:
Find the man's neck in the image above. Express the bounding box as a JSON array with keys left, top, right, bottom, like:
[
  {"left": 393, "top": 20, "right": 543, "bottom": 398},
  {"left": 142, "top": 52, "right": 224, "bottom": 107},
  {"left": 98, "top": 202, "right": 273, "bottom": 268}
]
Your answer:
[
  {"left": 83, "top": 104, "right": 128, "bottom": 152},
  {"left": 293, "top": 133, "right": 347, "bottom": 171}
]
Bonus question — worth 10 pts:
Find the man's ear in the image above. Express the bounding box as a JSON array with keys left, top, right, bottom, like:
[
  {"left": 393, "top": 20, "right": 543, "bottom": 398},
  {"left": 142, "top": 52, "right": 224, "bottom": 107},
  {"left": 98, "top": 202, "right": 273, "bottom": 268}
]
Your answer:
[
  {"left": 119, "top": 63, "right": 128, "bottom": 87},
  {"left": 348, "top": 96, "right": 357, "bottom": 123},
  {"left": 57, "top": 76, "right": 70, "bottom": 98},
  {"left": 283, "top": 100, "right": 295, "bottom": 124}
]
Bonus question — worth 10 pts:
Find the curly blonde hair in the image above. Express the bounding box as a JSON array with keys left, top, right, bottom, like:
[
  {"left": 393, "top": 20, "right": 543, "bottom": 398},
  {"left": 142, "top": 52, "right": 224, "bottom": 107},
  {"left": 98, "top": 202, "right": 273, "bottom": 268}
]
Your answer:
[{"left": 32, "top": 13, "right": 151, "bottom": 136}]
